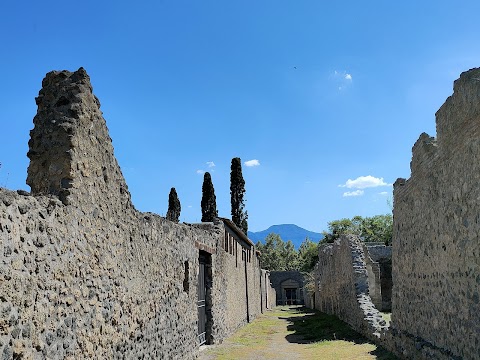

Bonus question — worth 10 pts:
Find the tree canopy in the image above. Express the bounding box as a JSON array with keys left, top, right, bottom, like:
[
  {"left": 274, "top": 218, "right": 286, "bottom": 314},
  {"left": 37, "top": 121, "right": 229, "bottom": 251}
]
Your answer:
[
  {"left": 201, "top": 172, "right": 218, "bottom": 222},
  {"left": 322, "top": 214, "right": 393, "bottom": 245},
  {"left": 230, "top": 157, "right": 248, "bottom": 235},
  {"left": 256, "top": 234, "right": 319, "bottom": 272},
  {"left": 166, "top": 187, "right": 181, "bottom": 223}
]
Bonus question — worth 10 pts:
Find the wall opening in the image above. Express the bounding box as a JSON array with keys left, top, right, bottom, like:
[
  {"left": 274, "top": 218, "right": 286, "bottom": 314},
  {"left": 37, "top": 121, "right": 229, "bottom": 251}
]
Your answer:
[
  {"left": 183, "top": 261, "right": 189, "bottom": 293},
  {"left": 243, "top": 248, "right": 250, "bottom": 322},
  {"left": 379, "top": 258, "right": 392, "bottom": 312},
  {"left": 198, "top": 251, "right": 212, "bottom": 346},
  {"left": 278, "top": 279, "right": 301, "bottom": 305}
]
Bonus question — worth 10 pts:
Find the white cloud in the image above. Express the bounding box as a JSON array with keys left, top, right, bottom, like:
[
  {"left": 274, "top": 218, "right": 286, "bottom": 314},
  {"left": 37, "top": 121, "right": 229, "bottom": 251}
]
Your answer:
[
  {"left": 339, "top": 175, "right": 389, "bottom": 189},
  {"left": 196, "top": 170, "right": 205, "bottom": 175},
  {"left": 206, "top": 161, "right": 215, "bottom": 168},
  {"left": 188, "top": 205, "right": 193, "bottom": 208},
  {"left": 244, "top": 159, "right": 260, "bottom": 167},
  {"left": 332, "top": 70, "right": 353, "bottom": 91},
  {"left": 343, "top": 190, "right": 364, "bottom": 197},
  {"left": 379, "top": 191, "right": 389, "bottom": 196}
]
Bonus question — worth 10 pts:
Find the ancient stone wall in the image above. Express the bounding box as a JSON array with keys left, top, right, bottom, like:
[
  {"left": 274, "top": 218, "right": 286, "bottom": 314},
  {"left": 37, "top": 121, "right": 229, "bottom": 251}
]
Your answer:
[
  {"left": 0, "top": 68, "right": 274, "bottom": 359},
  {"left": 314, "top": 235, "right": 388, "bottom": 340},
  {"left": 260, "top": 270, "right": 276, "bottom": 311},
  {"left": 363, "top": 244, "right": 392, "bottom": 312},
  {"left": 246, "top": 254, "right": 262, "bottom": 320},
  {"left": 391, "top": 68, "right": 480, "bottom": 360}
]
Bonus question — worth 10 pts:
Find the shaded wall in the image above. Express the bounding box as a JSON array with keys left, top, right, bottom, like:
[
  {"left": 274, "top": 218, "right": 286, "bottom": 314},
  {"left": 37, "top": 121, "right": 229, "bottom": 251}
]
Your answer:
[{"left": 260, "top": 269, "right": 276, "bottom": 311}]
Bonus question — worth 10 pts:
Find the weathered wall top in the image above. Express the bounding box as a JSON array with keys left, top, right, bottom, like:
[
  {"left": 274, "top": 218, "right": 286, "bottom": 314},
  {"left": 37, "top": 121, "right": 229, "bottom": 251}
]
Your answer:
[
  {"left": 364, "top": 244, "right": 392, "bottom": 262},
  {"left": 392, "top": 67, "right": 480, "bottom": 359},
  {"left": 0, "top": 68, "right": 274, "bottom": 359},
  {"left": 27, "top": 68, "right": 132, "bottom": 212},
  {"left": 436, "top": 67, "right": 480, "bottom": 149}
]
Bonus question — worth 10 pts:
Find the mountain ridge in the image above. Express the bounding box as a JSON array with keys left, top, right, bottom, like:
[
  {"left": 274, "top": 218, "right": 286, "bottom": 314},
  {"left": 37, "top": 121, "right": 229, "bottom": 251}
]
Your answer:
[{"left": 248, "top": 224, "right": 323, "bottom": 249}]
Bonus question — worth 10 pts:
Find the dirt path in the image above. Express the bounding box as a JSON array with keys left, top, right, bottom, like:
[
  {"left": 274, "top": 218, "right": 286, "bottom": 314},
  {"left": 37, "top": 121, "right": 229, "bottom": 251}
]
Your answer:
[{"left": 199, "top": 306, "right": 396, "bottom": 360}]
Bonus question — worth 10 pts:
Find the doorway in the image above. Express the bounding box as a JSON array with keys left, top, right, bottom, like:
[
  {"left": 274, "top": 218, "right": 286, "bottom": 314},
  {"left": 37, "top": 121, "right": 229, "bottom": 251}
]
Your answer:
[
  {"left": 198, "top": 251, "right": 212, "bottom": 345},
  {"left": 285, "top": 288, "right": 297, "bottom": 305}
]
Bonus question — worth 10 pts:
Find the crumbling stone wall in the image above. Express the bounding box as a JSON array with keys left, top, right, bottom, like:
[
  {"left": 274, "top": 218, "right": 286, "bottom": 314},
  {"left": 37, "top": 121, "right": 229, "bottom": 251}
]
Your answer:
[
  {"left": 0, "top": 68, "right": 274, "bottom": 359},
  {"left": 314, "top": 235, "right": 388, "bottom": 340},
  {"left": 391, "top": 68, "right": 480, "bottom": 360},
  {"left": 363, "top": 244, "right": 392, "bottom": 312}
]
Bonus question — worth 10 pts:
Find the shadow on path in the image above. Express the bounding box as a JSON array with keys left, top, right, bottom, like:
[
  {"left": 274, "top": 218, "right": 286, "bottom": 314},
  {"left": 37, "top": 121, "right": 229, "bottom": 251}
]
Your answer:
[
  {"left": 199, "top": 306, "right": 398, "bottom": 360},
  {"left": 282, "top": 306, "right": 397, "bottom": 360}
]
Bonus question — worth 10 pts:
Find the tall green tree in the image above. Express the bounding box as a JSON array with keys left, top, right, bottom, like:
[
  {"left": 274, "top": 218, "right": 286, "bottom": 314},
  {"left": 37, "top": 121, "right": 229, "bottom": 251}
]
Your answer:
[
  {"left": 298, "top": 237, "right": 319, "bottom": 272},
  {"left": 256, "top": 233, "right": 284, "bottom": 271},
  {"left": 230, "top": 157, "right": 248, "bottom": 235},
  {"left": 322, "top": 218, "right": 359, "bottom": 243},
  {"left": 166, "top": 187, "right": 181, "bottom": 223},
  {"left": 360, "top": 215, "right": 393, "bottom": 245},
  {"left": 256, "top": 233, "right": 299, "bottom": 271},
  {"left": 201, "top": 172, "right": 218, "bottom": 222},
  {"left": 282, "top": 240, "right": 299, "bottom": 271}
]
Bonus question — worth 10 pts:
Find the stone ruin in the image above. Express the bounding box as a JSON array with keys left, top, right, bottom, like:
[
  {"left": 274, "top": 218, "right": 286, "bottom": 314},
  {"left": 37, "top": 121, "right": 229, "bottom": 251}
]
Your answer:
[
  {"left": 0, "top": 68, "right": 275, "bottom": 359},
  {"left": 3, "top": 65, "right": 480, "bottom": 360},
  {"left": 312, "top": 235, "right": 390, "bottom": 340},
  {"left": 312, "top": 68, "right": 480, "bottom": 360},
  {"left": 391, "top": 68, "right": 480, "bottom": 359}
]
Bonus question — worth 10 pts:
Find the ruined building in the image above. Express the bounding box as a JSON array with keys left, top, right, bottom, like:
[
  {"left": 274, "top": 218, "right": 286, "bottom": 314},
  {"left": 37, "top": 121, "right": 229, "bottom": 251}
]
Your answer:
[{"left": 0, "top": 68, "right": 275, "bottom": 359}]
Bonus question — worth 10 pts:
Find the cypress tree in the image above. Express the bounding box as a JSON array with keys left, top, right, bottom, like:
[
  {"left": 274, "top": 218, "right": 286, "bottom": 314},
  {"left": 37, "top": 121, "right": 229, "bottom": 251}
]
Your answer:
[
  {"left": 230, "top": 157, "right": 248, "bottom": 235},
  {"left": 166, "top": 187, "right": 181, "bottom": 223},
  {"left": 201, "top": 172, "right": 218, "bottom": 222}
]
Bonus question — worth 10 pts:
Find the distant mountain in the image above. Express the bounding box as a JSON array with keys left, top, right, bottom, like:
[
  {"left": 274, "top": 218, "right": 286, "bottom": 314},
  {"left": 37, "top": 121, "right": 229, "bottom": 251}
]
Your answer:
[{"left": 248, "top": 224, "right": 323, "bottom": 249}]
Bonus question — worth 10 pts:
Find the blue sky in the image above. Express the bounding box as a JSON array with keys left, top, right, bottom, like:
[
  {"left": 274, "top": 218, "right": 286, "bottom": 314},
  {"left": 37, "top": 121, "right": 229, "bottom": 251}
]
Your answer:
[{"left": 1, "top": 1, "right": 480, "bottom": 233}]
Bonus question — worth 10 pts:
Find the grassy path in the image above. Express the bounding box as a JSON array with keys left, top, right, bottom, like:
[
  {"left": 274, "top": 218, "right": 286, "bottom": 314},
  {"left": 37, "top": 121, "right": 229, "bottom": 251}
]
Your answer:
[{"left": 199, "top": 306, "right": 397, "bottom": 360}]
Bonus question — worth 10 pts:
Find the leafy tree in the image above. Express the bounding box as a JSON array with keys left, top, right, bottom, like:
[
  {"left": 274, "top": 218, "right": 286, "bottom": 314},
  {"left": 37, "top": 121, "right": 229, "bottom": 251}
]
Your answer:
[
  {"left": 322, "top": 218, "right": 359, "bottom": 243},
  {"left": 256, "top": 233, "right": 284, "bottom": 271},
  {"left": 298, "top": 237, "right": 319, "bottom": 272},
  {"left": 360, "top": 215, "right": 393, "bottom": 245},
  {"left": 201, "top": 172, "right": 218, "bottom": 222},
  {"left": 230, "top": 157, "right": 248, "bottom": 235},
  {"left": 322, "top": 214, "right": 393, "bottom": 245},
  {"left": 256, "top": 233, "right": 300, "bottom": 271},
  {"left": 282, "top": 240, "right": 299, "bottom": 271},
  {"left": 166, "top": 187, "right": 181, "bottom": 223}
]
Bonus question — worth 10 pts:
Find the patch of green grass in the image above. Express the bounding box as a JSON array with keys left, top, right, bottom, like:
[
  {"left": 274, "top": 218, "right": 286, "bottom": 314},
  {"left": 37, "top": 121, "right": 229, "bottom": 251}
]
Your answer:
[
  {"left": 286, "top": 307, "right": 398, "bottom": 360},
  {"left": 205, "top": 313, "right": 281, "bottom": 358},
  {"left": 201, "top": 307, "right": 399, "bottom": 360}
]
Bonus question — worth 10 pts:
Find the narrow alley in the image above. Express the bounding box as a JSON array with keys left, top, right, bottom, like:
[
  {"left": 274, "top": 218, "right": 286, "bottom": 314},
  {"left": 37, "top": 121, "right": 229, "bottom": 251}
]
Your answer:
[{"left": 199, "top": 306, "right": 396, "bottom": 360}]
